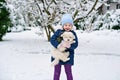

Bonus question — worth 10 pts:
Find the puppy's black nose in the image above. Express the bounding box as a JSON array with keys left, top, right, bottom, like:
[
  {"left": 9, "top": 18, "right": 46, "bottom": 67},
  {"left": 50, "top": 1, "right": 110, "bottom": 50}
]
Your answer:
[{"left": 67, "top": 39, "right": 70, "bottom": 41}]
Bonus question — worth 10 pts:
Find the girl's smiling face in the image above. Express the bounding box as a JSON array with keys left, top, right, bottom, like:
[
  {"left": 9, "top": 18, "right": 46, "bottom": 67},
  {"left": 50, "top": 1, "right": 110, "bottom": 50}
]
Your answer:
[{"left": 63, "top": 23, "right": 73, "bottom": 31}]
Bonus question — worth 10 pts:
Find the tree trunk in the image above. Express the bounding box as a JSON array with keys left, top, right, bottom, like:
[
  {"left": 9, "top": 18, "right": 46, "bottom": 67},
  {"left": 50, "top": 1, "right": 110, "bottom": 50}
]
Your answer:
[
  {"left": 44, "top": 26, "right": 49, "bottom": 41},
  {"left": 0, "top": 35, "right": 3, "bottom": 41},
  {"left": 44, "top": 25, "right": 55, "bottom": 41}
]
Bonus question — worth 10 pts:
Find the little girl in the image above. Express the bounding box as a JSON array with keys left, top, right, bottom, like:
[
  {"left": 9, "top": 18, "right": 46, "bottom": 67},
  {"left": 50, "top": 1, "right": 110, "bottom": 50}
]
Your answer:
[{"left": 50, "top": 14, "right": 78, "bottom": 80}]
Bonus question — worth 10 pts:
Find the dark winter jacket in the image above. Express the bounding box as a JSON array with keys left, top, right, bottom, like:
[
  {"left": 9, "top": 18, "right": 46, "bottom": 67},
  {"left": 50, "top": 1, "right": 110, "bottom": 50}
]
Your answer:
[{"left": 50, "top": 29, "right": 78, "bottom": 65}]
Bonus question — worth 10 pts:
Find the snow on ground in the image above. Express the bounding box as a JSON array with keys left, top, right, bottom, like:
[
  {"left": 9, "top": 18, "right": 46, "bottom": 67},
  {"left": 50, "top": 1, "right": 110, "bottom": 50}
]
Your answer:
[
  {"left": 76, "top": 30, "right": 120, "bottom": 55},
  {"left": 0, "top": 29, "right": 120, "bottom": 80}
]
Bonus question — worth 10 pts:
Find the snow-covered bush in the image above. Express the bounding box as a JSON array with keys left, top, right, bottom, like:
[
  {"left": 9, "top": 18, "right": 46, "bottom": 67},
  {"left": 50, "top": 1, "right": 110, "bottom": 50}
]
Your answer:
[
  {"left": 0, "top": 0, "right": 12, "bottom": 41},
  {"left": 93, "top": 9, "right": 120, "bottom": 30},
  {"left": 78, "top": 9, "right": 120, "bottom": 31},
  {"left": 102, "top": 11, "right": 119, "bottom": 30}
]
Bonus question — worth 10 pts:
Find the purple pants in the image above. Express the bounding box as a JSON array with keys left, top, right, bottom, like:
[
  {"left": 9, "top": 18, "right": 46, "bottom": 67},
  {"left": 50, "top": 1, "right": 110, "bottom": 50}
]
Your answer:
[{"left": 53, "top": 64, "right": 73, "bottom": 80}]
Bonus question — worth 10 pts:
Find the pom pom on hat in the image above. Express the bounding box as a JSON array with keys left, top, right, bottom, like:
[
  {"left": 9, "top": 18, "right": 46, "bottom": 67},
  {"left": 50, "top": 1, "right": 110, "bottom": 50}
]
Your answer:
[{"left": 61, "top": 14, "right": 73, "bottom": 26}]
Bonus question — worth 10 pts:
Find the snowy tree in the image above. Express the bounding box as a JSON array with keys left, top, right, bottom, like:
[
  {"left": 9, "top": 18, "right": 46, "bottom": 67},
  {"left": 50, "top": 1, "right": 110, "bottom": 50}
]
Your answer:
[
  {"left": 32, "top": 0, "right": 99, "bottom": 41},
  {"left": 6, "top": 0, "right": 32, "bottom": 31},
  {"left": 0, "top": 0, "right": 12, "bottom": 41},
  {"left": 6, "top": 0, "right": 100, "bottom": 41}
]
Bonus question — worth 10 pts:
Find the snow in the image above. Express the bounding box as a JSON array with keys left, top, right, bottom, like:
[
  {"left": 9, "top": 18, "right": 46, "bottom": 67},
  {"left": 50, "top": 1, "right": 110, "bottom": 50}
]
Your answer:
[{"left": 0, "top": 29, "right": 120, "bottom": 80}]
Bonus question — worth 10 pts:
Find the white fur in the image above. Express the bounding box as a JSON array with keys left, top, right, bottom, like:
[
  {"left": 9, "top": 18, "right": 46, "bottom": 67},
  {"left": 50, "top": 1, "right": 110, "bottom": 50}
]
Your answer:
[{"left": 51, "top": 31, "right": 75, "bottom": 66}]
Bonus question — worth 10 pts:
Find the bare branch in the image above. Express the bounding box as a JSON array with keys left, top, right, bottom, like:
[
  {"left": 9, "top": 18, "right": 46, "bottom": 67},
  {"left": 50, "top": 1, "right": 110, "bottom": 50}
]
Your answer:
[
  {"left": 73, "top": 9, "right": 79, "bottom": 20},
  {"left": 87, "top": 0, "right": 98, "bottom": 15},
  {"left": 42, "top": 0, "right": 51, "bottom": 15}
]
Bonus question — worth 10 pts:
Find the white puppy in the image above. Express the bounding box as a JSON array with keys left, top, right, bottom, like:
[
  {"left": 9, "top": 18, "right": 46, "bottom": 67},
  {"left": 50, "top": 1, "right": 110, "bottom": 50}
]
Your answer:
[{"left": 51, "top": 31, "right": 75, "bottom": 66}]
